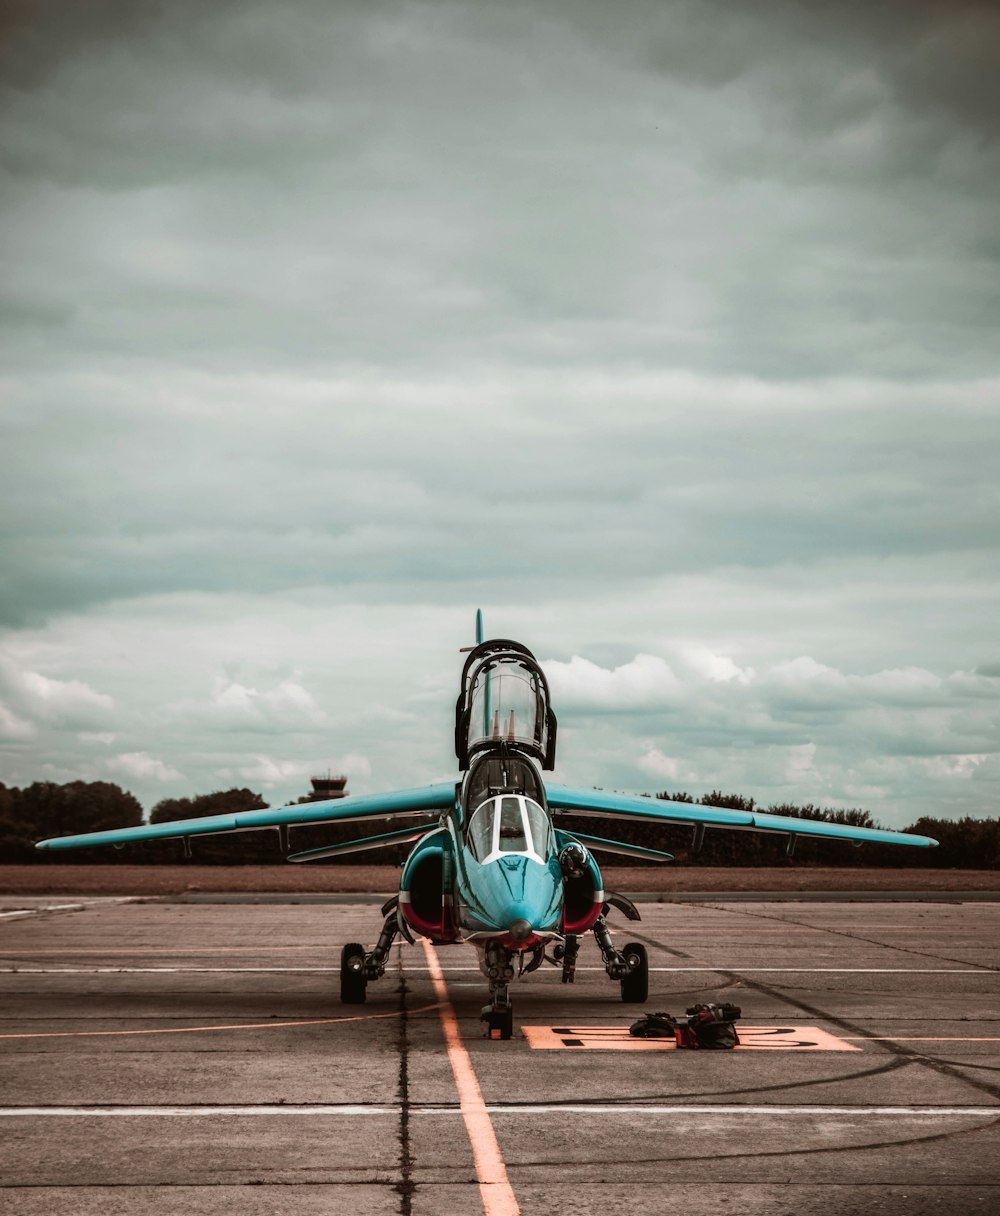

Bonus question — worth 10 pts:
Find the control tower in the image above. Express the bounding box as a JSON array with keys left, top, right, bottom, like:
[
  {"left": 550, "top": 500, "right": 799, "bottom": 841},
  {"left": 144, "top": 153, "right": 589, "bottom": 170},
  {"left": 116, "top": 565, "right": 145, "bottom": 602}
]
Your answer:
[{"left": 304, "top": 774, "right": 348, "bottom": 802}]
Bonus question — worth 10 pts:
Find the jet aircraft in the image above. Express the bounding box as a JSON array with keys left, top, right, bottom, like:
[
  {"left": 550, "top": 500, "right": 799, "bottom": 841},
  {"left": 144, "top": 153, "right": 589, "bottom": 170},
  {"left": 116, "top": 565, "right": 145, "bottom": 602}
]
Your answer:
[{"left": 36, "top": 613, "right": 939, "bottom": 1038}]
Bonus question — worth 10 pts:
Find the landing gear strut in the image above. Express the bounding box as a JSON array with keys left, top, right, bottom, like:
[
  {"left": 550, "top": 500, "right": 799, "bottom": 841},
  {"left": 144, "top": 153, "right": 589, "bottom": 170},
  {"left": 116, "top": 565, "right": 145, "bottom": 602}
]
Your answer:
[
  {"left": 480, "top": 941, "right": 515, "bottom": 1039},
  {"left": 339, "top": 897, "right": 404, "bottom": 1005},
  {"left": 552, "top": 934, "right": 579, "bottom": 983},
  {"left": 592, "top": 894, "right": 649, "bottom": 1002}
]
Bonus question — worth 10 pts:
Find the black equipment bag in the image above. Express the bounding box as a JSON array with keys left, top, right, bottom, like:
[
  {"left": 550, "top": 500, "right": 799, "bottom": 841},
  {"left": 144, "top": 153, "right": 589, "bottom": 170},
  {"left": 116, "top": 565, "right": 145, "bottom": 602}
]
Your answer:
[{"left": 628, "top": 1011, "right": 676, "bottom": 1038}]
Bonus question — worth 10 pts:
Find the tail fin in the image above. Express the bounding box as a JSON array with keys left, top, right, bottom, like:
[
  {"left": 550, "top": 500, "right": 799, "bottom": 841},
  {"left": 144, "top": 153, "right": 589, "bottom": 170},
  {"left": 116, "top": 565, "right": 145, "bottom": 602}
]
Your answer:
[{"left": 477, "top": 610, "right": 489, "bottom": 736}]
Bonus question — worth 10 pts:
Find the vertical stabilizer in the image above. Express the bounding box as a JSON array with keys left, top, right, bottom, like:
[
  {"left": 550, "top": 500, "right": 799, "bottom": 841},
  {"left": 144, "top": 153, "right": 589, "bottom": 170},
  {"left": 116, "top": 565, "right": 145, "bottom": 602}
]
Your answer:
[{"left": 477, "top": 609, "right": 490, "bottom": 736}]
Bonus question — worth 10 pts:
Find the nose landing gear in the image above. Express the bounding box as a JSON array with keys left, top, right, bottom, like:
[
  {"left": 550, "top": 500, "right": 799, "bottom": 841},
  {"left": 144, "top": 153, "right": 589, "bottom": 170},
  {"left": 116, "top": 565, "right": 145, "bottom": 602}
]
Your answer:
[{"left": 481, "top": 941, "right": 516, "bottom": 1039}]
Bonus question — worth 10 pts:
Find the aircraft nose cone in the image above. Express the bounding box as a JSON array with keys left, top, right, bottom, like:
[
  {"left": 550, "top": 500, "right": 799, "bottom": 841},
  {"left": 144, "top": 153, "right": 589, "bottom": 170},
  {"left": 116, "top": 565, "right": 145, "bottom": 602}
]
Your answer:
[{"left": 509, "top": 918, "right": 533, "bottom": 943}]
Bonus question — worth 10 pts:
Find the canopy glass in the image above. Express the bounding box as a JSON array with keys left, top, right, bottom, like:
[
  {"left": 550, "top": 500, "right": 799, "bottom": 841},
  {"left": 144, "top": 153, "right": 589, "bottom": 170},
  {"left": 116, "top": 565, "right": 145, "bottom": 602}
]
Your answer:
[{"left": 466, "top": 795, "right": 551, "bottom": 864}]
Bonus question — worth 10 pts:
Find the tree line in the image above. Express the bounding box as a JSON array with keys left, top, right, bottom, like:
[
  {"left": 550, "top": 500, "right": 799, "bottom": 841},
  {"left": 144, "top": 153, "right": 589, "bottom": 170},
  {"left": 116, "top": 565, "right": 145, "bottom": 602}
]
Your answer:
[{"left": 1, "top": 779, "right": 997, "bottom": 868}]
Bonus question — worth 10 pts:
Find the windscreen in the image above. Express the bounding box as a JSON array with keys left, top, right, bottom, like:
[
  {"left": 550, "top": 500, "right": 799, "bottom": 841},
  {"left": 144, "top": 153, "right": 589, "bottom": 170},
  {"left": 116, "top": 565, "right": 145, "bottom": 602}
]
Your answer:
[{"left": 466, "top": 795, "right": 550, "bottom": 864}]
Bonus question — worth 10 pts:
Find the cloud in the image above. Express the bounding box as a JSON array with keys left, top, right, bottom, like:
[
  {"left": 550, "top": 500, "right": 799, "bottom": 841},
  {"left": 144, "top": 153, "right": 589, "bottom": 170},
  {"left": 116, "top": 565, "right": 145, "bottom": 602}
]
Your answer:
[
  {"left": 174, "top": 674, "right": 326, "bottom": 732},
  {"left": 785, "top": 742, "right": 818, "bottom": 783},
  {"left": 0, "top": 656, "right": 114, "bottom": 729},
  {"left": 0, "top": 1, "right": 997, "bottom": 826},
  {"left": 545, "top": 654, "right": 680, "bottom": 710},
  {"left": 674, "top": 644, "right": 754, "bottom": 685},
  {"left": 764, "top": 658, "right": 948, "bottom": 712},
  {"left": 637, "top": 744, "right": 680, "bottom": 783},
  {"left": 238, "top": 752, "right": 372, "bottom": 791},
  {"left": 106, "top": 751, "right": 182, "bottom": 783},
  {"left": 0, "top": 702, "right": 36, "bottom": 742},
  {"left": 918, "top": 753, "right": 989, "bottom": 780},
  {"left": 551, "top": 643, "right": 999, "bottom": 824}
]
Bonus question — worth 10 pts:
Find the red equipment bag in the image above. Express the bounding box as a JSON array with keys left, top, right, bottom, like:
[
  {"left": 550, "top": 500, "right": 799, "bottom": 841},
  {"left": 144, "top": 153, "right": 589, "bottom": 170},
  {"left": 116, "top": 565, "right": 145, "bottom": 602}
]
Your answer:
[{"left": 629, "top": 1002, "right": 741, "bottom": 1049}]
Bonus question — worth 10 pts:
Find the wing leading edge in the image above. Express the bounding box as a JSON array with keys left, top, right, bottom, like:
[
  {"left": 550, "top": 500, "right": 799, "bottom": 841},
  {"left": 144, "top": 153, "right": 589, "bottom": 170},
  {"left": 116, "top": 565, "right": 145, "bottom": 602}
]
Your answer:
[
  {"left": 544, "top": 784, "right": 939, "bottom": 849},
  {"left": 34, "top": 782, "right": 457, "bottom": 853}
]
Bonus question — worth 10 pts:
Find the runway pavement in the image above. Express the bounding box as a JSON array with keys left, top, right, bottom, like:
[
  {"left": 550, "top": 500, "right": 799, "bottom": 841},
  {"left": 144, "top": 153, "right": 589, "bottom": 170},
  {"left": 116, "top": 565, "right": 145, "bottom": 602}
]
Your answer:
[{"left": 2, "top": 893, "right": 999, "bottom": 1215}]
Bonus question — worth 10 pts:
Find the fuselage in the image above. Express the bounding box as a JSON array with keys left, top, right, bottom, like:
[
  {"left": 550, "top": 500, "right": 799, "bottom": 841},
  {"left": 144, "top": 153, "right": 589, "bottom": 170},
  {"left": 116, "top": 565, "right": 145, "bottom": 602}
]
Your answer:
[{"left": 398, "top": 782, "right": 606, "bottom": 961}]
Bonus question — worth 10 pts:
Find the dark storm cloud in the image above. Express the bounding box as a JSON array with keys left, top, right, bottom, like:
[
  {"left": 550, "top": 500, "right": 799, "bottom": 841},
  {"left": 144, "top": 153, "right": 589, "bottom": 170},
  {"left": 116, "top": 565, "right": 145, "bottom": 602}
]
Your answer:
[
  {"left": 2, "top": 367, "right": 996, "bottom": 625},
  {"left": 1, "top": 1, "right": 997, "bottom": 819},
  {"left": 2, "top": 0, "right": 998, "bottom": 382}
]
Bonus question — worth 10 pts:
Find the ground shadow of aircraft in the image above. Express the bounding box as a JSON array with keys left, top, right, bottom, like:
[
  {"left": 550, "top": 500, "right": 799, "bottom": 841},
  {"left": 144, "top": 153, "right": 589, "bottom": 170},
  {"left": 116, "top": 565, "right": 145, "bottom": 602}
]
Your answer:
[{"left": 37, "top": 612, "right": 938, "bottom": 1039}]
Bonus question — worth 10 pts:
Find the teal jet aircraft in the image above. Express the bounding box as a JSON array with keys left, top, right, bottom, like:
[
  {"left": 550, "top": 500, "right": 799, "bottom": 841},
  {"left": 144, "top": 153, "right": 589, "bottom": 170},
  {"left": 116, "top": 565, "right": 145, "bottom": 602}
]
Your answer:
[{"left": 37, "top": 612, "right": 939, "bottom": 1039}]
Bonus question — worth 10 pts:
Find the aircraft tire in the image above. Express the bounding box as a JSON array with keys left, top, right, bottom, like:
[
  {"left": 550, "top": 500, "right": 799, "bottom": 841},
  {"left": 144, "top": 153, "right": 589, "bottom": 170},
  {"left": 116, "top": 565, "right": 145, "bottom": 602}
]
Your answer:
[
  {"left": 340, "top": 942, "right": 367, "bottom": 1004},
  {"left": 620, "top": 942, "right": 648, "bottom": 1003}
]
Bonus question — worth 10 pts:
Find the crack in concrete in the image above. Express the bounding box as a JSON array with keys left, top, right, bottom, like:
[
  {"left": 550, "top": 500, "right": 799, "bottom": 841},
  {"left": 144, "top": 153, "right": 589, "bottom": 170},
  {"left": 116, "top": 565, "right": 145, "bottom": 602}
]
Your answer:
[
  {"left": 628, "top": 924, "right": 1000, "bottom": 1104},
  {"left": 395, "top": 962, "right": 415, "bottom": 1216}
]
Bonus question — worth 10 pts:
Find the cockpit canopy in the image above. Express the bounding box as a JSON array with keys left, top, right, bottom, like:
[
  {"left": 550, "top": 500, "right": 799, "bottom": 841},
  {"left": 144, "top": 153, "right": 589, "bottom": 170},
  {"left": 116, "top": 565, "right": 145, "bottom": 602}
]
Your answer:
[
  {"left": 455, "top": 639, "right": 557, "bottom": 770},
  {"left": 466, "top": 795, "right": 552, "bottom": 864}
]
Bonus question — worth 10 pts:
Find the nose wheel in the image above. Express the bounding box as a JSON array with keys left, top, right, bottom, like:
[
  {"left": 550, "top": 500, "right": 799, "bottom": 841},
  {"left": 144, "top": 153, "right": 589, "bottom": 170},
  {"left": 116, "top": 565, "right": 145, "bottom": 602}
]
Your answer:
[{"left": 482, "top": 999, "right": 514, "bottom": 1040}]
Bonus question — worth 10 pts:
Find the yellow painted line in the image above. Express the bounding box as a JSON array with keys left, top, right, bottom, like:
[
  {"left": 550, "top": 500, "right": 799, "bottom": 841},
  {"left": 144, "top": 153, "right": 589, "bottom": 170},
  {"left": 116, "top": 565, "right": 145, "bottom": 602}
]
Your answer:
[
  {"left": 0, "top": 1003, "right": 441, "bottom": 1040},
  {"left": 422, "top": 939, "right": 519, "bottom": 1216},
  {"left": 522, "top": 1025, "right": 861, "bottom": 1052}
]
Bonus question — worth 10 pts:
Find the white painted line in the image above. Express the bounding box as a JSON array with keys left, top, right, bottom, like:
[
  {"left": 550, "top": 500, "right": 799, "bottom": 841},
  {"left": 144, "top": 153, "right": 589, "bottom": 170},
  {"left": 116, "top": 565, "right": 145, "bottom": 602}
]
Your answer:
[
  {"left": 649, "top": 967, "right": 998, "bottom": 974},
  {"left": 0, "top": 1105, "right": 396, "bottom": 1117},
  {"left": 470, "top": 1104, "right": 1000, "bottom": 1118},
  {"left": 399, "top": 965, "right": 1000, "bottom": 975},
  {"left": 2, "top": 965, "right": 992, "bottom": 975},
  {"left": 1, "top": 1104, "right": 997, "bottom": 1119},
  {"left": 0, "top": 898, "right": 144, "bottom": 921},
  {"left": 1, "top": 904, "right": 91, "bottom": 921},
  {"left": 2, "top": 967, "right": 343, "bottom": 974}
]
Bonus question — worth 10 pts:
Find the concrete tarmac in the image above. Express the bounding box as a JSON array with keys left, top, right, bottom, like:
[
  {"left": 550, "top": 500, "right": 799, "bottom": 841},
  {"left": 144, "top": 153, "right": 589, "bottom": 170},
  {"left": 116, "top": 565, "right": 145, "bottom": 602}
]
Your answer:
[{"left": 2, "top": 894, "right": 998, "bottom": 1215}]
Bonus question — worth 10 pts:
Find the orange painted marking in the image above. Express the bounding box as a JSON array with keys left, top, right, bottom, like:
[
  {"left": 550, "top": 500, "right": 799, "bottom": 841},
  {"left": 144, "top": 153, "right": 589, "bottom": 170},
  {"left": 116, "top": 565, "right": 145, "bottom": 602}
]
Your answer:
[
  {"left": 522, "top": 1025, "right": 861, "bottom": 1052},
  {"left": 0, "top": 1003, "right": 441, "bottom": 1040},
  {"left": 422, "top": 940, "right": 520, "bottom": 1216}
]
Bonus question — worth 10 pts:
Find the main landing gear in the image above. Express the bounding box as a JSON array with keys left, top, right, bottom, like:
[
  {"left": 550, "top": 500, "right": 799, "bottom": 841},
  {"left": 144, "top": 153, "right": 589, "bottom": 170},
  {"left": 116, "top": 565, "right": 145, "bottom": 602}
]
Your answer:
[
  {"left": 592, "top": 893, "right": 649, "bottom": 1003},
  {"left": 339, "top": 896, "right": 408, "bottom": 1005},
  {"left": 341, "top": 893, "right": 649, "bottom": 1031}
]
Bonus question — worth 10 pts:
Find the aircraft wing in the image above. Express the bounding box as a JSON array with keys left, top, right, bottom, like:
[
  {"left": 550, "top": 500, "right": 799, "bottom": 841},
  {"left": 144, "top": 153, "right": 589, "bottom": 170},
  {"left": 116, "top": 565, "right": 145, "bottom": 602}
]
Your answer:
[
  {"left": 35, "top": 782, "right": 457, "bottom": 852},
  {"left": 544, "top": 784, "right": 939, "bottom": 849}
]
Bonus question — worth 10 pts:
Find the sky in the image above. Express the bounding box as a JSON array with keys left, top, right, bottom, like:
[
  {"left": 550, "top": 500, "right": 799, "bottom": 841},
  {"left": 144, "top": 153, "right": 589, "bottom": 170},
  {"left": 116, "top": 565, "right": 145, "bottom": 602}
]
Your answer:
[{"left": 1, "top": 0, "right": 998, "bottom": 830}]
